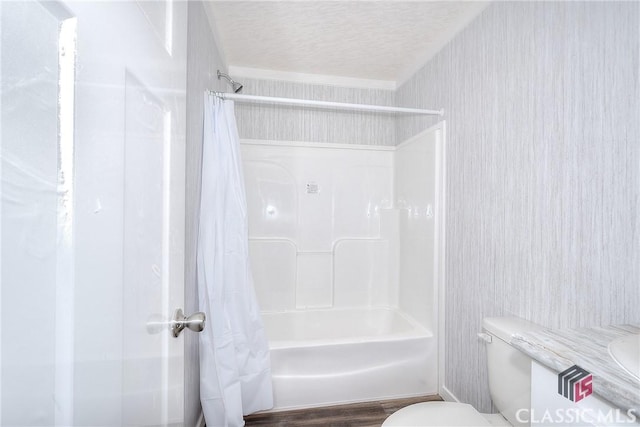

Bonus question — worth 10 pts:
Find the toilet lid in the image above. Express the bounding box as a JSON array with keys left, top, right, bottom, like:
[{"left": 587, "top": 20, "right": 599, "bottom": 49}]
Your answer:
[{"left": 382, "top": 402, "right": 492, "bottom": 426}]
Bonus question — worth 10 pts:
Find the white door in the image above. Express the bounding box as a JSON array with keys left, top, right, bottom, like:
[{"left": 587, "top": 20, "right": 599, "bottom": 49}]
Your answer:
[{"left": 0, "top": 1, "right": 187, "bottom": 425}]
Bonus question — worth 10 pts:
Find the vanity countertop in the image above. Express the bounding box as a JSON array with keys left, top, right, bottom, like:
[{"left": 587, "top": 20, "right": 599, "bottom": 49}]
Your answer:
[{"left": 511, "top": 324, "right": 640, "bottom": 414}]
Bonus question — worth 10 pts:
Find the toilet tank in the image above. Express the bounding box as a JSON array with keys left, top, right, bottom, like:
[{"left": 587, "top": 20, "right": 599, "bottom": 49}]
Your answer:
[{"left": 483, "top": 317, "right": 543, "bottom": 427}]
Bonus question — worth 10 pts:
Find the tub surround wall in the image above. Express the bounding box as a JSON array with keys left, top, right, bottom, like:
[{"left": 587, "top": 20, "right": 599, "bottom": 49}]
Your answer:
[
  {"left": 395, "top": 1, "right": 640, "bottom": 413},
  {"left": 395, "top": 131, "right": 439, "bottom": 330},
  {"left": 242, "top": 137, "right": 440, "bottom": 325},
  {"left": 242, "top": 139, "right": 440, "bottom": 409},
  {"left": 235, "top": 78, "right": 396, "bottom": 146},
  {"left": 241, "top": 141, "right": 398, "bottom": 312},
  {"left": 185, "top": 3, "right": 227, "bottom": 425}
]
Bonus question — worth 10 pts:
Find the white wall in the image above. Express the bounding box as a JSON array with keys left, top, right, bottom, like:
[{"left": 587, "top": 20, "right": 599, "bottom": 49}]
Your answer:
[
  {"left": 395, "top": 130, "right": 438, "bottom": 330},
  {"left": 241, "top": 138, "right": 440, "bottom": 334},
  {"left": 1, "top": 3, "right": 60, "bottom": 420},
  {"left": 242, "top": 141, "right": 398, "bottom": 312},
  {"left": 395, "top": 1, "right": 640, "bottom": 412}
]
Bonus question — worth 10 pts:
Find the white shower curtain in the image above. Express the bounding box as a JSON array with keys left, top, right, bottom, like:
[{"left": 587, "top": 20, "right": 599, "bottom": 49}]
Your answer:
[{"left": 197, "top": 93, "right": 273, "bottom": 426}]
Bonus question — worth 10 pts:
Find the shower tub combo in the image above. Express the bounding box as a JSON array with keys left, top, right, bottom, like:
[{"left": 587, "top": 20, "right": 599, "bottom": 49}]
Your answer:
[
  {"left": 263, "top": 308, "right": 434, "bottom": 409},
  {"left": 242, "top": 133, "right": 441, "bottom": 410}
]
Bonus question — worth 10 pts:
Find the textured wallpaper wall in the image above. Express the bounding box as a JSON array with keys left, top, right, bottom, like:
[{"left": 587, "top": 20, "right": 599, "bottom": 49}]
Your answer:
[
  {"left": 234, "top": 78, "right": 396, "bottom": 145},
  {"left": 396, "top": 1, "right": 640, "bottom": 412},
  {"left": 185, "top": 3, "right": 227, "bottom": 424}
]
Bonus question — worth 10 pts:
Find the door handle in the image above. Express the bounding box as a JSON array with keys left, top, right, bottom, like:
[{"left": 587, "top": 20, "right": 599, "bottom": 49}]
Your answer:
[{"left": 171, "top": 308, "right": 206, "bottom": 338}]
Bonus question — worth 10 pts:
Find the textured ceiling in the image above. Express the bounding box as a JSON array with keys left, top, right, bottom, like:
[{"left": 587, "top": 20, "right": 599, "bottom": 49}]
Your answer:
[{"left": 206, "top": 1, "right": 488, "bottom": 86}]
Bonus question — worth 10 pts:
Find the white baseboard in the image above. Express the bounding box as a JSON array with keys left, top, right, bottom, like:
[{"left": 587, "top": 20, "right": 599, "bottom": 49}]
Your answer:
[
  {"left": 196, "top": 412, "right": 205, "bottom": 427},
  {"left": 439, "top": 385, "right": 460, "bottom": 403}
]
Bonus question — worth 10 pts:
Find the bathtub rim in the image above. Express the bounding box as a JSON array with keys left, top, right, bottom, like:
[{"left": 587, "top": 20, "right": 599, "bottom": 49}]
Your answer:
[{"left": 261, "top": 306, "right": 433, "bottom": 350}]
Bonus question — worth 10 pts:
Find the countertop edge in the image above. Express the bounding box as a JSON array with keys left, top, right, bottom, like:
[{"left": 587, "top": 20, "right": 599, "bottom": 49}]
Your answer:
[{"left": 511, "top": 333, "right": 640, "bottom": 415}]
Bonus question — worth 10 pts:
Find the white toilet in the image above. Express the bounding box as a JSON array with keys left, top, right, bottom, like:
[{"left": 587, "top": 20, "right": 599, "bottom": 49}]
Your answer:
[{"left": 383, "top": 317, "right": 542, "bottom": 427}]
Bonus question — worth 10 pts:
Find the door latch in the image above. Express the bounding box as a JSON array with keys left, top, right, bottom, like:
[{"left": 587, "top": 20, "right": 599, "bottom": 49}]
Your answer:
[{"left": 171, "top": 308, "right": 206, "bottom": 338}]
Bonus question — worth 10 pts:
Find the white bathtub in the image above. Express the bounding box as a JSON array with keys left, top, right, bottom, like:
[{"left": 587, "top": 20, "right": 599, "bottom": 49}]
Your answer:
[{"left": 262, "top": 307, "right": 438, "bottom": 410}]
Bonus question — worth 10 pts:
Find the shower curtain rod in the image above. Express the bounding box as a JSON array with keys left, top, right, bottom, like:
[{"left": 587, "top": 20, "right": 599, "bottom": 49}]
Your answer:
[{"left": 208, "top": 90, "right": 443, "bottom": 116}]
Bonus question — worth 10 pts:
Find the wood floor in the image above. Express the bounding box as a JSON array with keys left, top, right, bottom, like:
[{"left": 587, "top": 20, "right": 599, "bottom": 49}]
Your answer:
[{"left": 243, "top": 395, "right": 442, "bottom": 427}]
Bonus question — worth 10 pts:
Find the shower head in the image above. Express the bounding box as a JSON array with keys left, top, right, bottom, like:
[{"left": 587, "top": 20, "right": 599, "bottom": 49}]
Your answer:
[{"left": 217, "top": 70, "right": 243, "bottom": 93}]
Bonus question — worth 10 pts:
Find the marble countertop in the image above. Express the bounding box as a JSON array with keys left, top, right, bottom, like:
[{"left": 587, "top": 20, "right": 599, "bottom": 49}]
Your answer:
[{"left": 511, "top": 324, "right": 640, "bottom": 413}]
